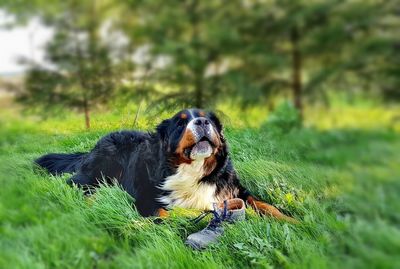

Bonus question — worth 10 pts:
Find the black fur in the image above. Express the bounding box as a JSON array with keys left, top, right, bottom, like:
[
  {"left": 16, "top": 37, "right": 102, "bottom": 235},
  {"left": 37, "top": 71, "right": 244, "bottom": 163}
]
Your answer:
[{"left": 35, "top": 109, "right": 252, "bottom": 217}]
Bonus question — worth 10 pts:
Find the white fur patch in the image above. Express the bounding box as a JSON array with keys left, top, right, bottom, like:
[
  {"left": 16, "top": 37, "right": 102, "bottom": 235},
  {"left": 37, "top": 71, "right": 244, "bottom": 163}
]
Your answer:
[{"left": 158, "top": 159, "right": 217, "bottom": 210}]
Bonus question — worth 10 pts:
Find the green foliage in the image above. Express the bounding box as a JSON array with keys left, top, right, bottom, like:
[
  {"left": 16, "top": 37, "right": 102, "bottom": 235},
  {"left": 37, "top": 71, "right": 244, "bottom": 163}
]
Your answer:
[
  {"left": 83, "top": 182, "right": 141, "bottom": 236},
  {"left": 118, "top": 0, "right": 246, "bottom": 108},
  {"left": 263, "top": 101, "right": 301, "bottom": 135}
]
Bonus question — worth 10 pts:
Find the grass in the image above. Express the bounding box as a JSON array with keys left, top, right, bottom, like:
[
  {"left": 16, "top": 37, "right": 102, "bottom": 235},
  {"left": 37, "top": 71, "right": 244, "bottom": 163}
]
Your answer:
[{"left": 0, "top": 103, "right": 400, "bottom": 269}]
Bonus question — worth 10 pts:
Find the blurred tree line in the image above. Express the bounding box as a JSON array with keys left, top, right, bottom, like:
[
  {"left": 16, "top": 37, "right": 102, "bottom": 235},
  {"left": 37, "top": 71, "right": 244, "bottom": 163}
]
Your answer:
[{"left": 1, "top": 0, "right": 398, "bottom": 128}]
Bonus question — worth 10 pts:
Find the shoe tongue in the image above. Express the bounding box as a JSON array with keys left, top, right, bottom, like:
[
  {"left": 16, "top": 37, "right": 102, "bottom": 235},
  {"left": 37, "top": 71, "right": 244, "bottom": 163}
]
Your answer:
[
  {"left": 213, "top": 203, "right": 228, "bottom": 220},
  {"left": 208, "top": 213, "right": 223, "bottom": 230},
  {"left": 212, "top": 202, "right": 219, "bottom": 213}
]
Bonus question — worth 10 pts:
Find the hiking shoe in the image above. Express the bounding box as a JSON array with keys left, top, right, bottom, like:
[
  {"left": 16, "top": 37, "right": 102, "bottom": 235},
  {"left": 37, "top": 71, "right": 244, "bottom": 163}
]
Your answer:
[{"left": 186, "top": 198, "right": 245, "bottom": 250}]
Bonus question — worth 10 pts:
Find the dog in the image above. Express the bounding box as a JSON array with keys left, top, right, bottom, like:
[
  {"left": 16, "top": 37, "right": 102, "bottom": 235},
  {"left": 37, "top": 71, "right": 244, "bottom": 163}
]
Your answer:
[{"left": 36, "top": 108, "right": 296, "bottom": 222}]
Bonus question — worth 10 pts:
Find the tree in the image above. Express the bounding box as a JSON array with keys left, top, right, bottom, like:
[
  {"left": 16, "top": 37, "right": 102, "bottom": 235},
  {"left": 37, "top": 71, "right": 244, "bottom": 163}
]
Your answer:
[
  {"left": 120, "top": 0, "right": 243, "bottom": 109},
  {"left": 350, "top": 0, "right": 400, "bottom": 101},
  {"left": 3, "top": 0, "right": 124, "bottom": 128},
  {"left": 223, "top": 0, "right": 382, "bottom": 116}
]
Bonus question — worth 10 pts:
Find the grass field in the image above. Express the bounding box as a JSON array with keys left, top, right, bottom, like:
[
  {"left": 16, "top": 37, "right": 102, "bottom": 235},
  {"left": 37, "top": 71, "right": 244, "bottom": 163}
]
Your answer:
[{"left": 1, "top": 103, "right": 400, "bottom": 269}]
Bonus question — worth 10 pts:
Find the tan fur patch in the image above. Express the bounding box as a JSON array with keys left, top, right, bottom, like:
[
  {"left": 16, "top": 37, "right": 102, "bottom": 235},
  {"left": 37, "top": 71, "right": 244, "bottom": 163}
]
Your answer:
[
  {"left": 157, "top": 208, "right": 169, "bottom": 218},
  {"left": 210, "top": 132, "right": 222, "bottom": 150},
  {"left": 247, "top": 196, "right": 299, "bottom": 223},
  {"left": 174, "top": 129, "right": 196, "bottom": 164},
  {"left": 203, "top": 155, "right": 217, "bottom": 176}
]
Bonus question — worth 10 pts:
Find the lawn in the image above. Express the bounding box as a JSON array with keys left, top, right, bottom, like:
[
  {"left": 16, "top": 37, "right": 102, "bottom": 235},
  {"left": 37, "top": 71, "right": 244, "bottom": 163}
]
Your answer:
[{"left": 1, "top": 104, "right": 399, "bottom": 269}]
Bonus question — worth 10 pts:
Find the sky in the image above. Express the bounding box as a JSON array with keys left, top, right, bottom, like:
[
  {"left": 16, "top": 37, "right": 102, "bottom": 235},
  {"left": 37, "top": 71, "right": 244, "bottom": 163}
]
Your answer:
[{"left": 0, "top": 10, "right": 53, "bottom": 76}]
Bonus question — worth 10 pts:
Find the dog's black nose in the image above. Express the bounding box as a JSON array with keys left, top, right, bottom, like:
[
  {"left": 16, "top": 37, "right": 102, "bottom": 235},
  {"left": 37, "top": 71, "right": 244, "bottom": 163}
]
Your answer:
[{"left": 194, "top": 117, "right": 210, "bottom": 126}]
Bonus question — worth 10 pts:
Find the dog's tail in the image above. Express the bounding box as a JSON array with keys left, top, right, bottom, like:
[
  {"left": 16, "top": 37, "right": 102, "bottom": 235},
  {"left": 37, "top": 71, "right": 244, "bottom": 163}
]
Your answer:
[{"left": 35, "top": 152, "right": 86, "bottom": 175}]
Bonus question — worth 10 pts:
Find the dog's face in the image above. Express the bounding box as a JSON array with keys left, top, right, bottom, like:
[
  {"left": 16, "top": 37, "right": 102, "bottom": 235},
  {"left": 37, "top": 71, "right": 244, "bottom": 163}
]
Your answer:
[{"left": 157, "top": 109, "right": 225, "bottom": 169}]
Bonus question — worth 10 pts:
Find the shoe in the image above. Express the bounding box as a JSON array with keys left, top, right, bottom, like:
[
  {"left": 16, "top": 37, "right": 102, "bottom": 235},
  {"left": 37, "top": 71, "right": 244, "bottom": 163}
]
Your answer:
[{"left": 185, "top": 198, "right": 245, "bottom": 250}]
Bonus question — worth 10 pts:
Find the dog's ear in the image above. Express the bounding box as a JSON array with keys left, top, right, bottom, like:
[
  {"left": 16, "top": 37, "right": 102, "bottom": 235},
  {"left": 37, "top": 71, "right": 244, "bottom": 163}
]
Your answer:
[{"left": 156, "top": 119, "right": 171, "bottom": 140}]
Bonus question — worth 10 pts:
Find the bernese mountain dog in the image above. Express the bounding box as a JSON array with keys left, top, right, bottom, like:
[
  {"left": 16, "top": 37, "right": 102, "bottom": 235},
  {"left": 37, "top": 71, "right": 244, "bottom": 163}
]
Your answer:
[{"left": 35, "top": 109, "right": 296, "bottom": 222}]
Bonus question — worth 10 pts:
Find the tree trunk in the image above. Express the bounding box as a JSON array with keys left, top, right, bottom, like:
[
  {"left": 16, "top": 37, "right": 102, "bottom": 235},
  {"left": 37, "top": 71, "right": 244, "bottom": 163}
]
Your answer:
[
  {"left": 83, "top": 98, "right": 90, "bottom": 129},
  {"left": 187, "top": 0, "right": 204, "bottom": 108},
  {"left": 290, "top": 26, "right": 303, "bottom": 117},
  {"left": 195, "top": 75, "right": 203, "bottom": 108}
]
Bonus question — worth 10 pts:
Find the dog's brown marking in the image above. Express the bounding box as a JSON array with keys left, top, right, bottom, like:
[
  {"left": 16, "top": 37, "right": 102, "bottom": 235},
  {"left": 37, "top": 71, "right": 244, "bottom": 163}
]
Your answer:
[
  {"left": 157, "top": 208, "right": 169, "bottom": 218},
  {"left": 203, "top": 155, "right": 217, "bottom": 176},
  {"left": 199, "top": 111, "right": 206, "bottom": 117},
  {"left": 209, "top": 131, "right": 222, "bottom": 150},
  {"left": 180, "top": 113, "right": 188, "bottom": 119},
  {"left": 247, "top": 196, "right": 299, "bottom": 224},
  {"left": 174, "top": 129, "right": 196, "bottom": 165},
  {"left": 203, "top": 136, "right": 225, "bottom": 176}
]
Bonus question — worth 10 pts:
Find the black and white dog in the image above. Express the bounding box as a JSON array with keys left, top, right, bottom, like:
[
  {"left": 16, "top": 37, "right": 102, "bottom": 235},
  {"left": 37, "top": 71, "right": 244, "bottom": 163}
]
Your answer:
[{"left": 36, "top": 109, "right": 295, "bottom": 221}]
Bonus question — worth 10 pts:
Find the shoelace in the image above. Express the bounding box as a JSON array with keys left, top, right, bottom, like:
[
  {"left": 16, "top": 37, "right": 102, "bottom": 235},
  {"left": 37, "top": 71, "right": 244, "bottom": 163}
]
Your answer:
[{"left": 191, "top": 201, "right": 229, "bottom": 230}]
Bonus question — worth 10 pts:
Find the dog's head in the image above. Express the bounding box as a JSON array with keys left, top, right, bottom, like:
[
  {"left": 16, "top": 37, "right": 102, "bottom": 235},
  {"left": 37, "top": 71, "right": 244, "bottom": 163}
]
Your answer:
[{"left": 156, "top": 109, "right": 226, "bottom": 173}]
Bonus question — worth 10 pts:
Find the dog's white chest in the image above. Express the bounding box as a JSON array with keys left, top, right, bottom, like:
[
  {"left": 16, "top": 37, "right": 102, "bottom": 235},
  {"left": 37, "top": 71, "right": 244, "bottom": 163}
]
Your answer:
[{"left": 158, "top": 160, "right": 217, "bottom": 210}]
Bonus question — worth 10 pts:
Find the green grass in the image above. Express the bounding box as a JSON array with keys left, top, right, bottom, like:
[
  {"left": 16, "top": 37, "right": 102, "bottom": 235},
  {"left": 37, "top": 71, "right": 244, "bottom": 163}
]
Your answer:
[{"left": 1, "top": 105, "right": 400, "bottom": 269}]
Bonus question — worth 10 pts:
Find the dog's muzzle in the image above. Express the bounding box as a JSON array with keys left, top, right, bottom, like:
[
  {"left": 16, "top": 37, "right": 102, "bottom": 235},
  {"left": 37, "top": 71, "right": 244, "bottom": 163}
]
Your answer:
[{"left": 185, "top": 117, "right": 216, "bottom": 160}]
